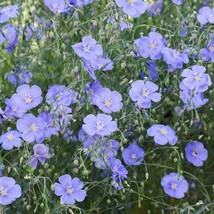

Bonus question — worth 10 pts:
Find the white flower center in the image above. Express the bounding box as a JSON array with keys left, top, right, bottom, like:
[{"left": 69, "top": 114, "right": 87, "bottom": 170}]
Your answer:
[
  {"left": 96, "top": 121, "right": 104, "bottom": 130},
  {"left": 171, "top": 183, "right": 177, "bottom": 190},
  {"left": 6, "top": 134, "right": 14, "bottom": 141},
  {"left": 160, "top": 128, "right": 167, "bottom": 135},
  {"left": 142, "top": 88, "right": 149, "bottom": 97},
  {"left": 30, "top": 124, "right": 37, "bottom": 131},
  {"left": 25, "top": 94, "right": 32, "bottom": 104}
]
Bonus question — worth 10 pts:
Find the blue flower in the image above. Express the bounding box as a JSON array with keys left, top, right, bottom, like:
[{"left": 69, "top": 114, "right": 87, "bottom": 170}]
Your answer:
[
  {"left": 147, "top": 124, "right": 177, "bottom": 145},
  {"left": 16, "top": 114, "right": 46, "bottom": 143},
  {"left": 162, "top": 47, "right": 189, "bottom": 71},
  {"left": 54, "top": 174, "right": 86, "bottom": 205},
  {"left": 72, "top": 36, "right": 103, "bottom": 61},
  {"left": 200, "top": 37, "right": 214, "bottom": 62},
  {"left": 185, "top": 141, "right": 208, "bottom": 167},
  {"left": 0, "top": 130, "right": 21, "bottom": 150},
  {"left": 129, "top": 80, "right": 161, "bottom": 108},
  {"left": 12, "top": 84, "right": 43, "bottom": 111},
  {"left": 115, "top": 0, "right": 148, "bottom": 18},
  {"left": 93, "top": 87, "right": 123, "bottom": 114},
  {"left": 122, "top": 144, "right": 145, "bottom": 166},
  {"left": 0, "top": 177, "right": 22, "bottom": 205},
  {"left": 30, "top": 144, "right": 50, "bottom": 169},
  {"left": 83, "top": 114, "right": 117, "bottom": 136},
  {"left": 161, "top": 172, "right": 188, "bottom": 199},
  {"left": 44, "top": 0, "right": 67, "bottom": 14},
  {"left": 0, "top": 4, "right": 19, "bottom": 23},
  {"left": 181, "top": 65, "right": 211, "bottom": 93},
  {"left": 137, "top": 32, "right": 166, "bottom": 60},
  {"left": 197, "top": 6, "right": 214, "bottom": 25}
]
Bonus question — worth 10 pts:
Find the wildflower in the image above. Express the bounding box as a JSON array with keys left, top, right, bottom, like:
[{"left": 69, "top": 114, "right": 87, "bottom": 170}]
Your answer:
[
  {"left": 38, "top": 112, "right": 60, "bottom": 138},
  {"left": 46, "top": 85, "right": 77, "bottom": 107},
  {"left": 179, "top": 83, "right": 208, "bottom": 109},
  {"left": 147, "top": 0, "right": 163, "bottom": 17},
  {"left": 181, "top": 65, "right": 211, "bottom": 93},
  {"left": 122, "top": 144, "right": 145, "bottom": 166},
  {"left": 0, "top": 4, "right": 19, "bottom": 23},
  {"left": 93, "top": 88, "right": 123, "bottom": 114},
  {"left": 84, "top": 81, "right": 103, "bottom": 104},
  {"left": 7, "top": 65, "right": 32, "bottom": 87},
  {"left": 108, "top": 157, "right": 128, "bottom": 179},
  {"left": 115, "top": 0, "right": 148, "bottom": 18},
  {"left": 4, "top": 96, "right": 26, "bottom": 118},
  {"left": 72, "top": 36, "right": 103, "bottom": 61},
  {"left": 0, "top": 130, "right": 21, "bottom": 150},
  {"left": 185, "top": 141, "right": 208, "bottom": 167},
  {"left": 200, "top": 37, "right": 214, "bottom": 62},
  {"left": 12, "top": 84, "right": 43, "bottom": 111},
  {"left": 16, "top": 113, "right": 46, "bottom": 143},
  {"left": 137, "top": 32, "right": 166, "bottom": 60},
  {"left": 161, "top": 172, "right": 188, "bottom": 199},
  {"left": 129, "top": 80, "right": 161, "bottom": 108},
  {"left": 162, "top": 47, "right": 189, "bottom": 71},
  {"left": 82, "top": 114, "right": 117, "bottom": 136},
  {"left": 44, "top": 0, "right": 67, "bottom": 14},
  {"left": 197, "top": 6, "right": 214, "bottom": 25},
  {"left": 147, "top": 124, "right": 177, "bottom": 145},
  {"left": 30, "top": 144, "right": 50, "bottom": 169},
  {"left": 0, "top": 177, "right": 21, "bottom": 205},
  {"left": 54, "top": 174, "right": 86, "bottom": 205}
]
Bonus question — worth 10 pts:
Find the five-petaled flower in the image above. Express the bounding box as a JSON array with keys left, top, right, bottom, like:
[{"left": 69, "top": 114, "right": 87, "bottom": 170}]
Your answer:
[
  {"left": 54, "top": 174, "right": 86, "bottom": 205},
  {"left": 161, "top": 172, "right": 188, "bottom": 199},
  {"left": 147, "top": 124, "right": 178, "bottom": 145},
  {"left": 0, "top": 176, "right": 22, "bottom": 205},
  {"left": 82, "top": 114, "right": 117, "bottom": 136},
  {"left": 185, "top": 141, "right": 208, "bottom": 167},
  {"left": 129, "top": 80, "right": 161, "bottom": 108}
]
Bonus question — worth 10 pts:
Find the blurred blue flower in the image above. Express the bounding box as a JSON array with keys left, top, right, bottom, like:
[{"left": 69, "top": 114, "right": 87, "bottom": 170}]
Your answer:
[
  {"left": 161, "top": 172, "right": 188, "bottom": 199},
  {"left": 0, "top": 177, "right": 22, "bottom": 205},
  {"left": 122, "top": 144, "right": 145, "bottom": 166},
  {"left": 30, "top": 144, "right": 50, "bottom": 169},
  {"left": 185, "top": 141, "right": 208, "bottom": 167},
  {"left": 115, "top": 0, "right": 148, "bottom": 18},
  {"left": 0, "top": 4, "right": 19, "bottom": 23},
  {"left": 0, "top": 130, "right": 21, "bottom": 150}
]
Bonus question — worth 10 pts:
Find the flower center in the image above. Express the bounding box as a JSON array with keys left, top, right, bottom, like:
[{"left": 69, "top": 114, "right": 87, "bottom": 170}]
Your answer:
[
  {"left": 112, "top": 167, "right": 118, "bottom": 172},
  {"left": 25, "top": 94, "right": 32, "bottom": 103},
  {"left": 194, "top": 75, "right": 200, "bottom": 81},
  {"left": 96, "top": 121, "right": 104, "bottom": 130},
  {"left": 66, "top": 186, "right": 73, "bottom": 194},
  {"left": 0, "top": 189, "right": 7, "bottom": 196},
  {"left": 192, "top": 149, "right": 197, "bottom": 157},
  {"left": 160, "top": 128, "right": 167, "bottom": 135},
  {"left": 6, "top": 134, "right": 14, "bottom": 141},
  {"left": 171, "top": 183, "right": 177, "bottom": 190},
  {"left": 128, "top": 0, "right": 133, "bottom": 4},
  {"left": 172, "top": 50, "right": 179, "bottom": 58},
  {"left": 52, "top": 3, "right": 57, "bottom": 9},
  {"left": 83, "top": 44, "right": 90, "bottom": 52},
  {"left": 131, "top": 153, "right": 136, "bottom": 159},
  {"left": 208, "top": 45, "right": 214, "bottom": 52},
  {"left": 30, "top": 124, "right": 37, "bottom": 131},
  {"left": 142, "top": 88, "right": 149, "bottom": 97},
  {"left": 104, "top": 98, "right": 112, "bottom": 107},
  {"left": 149, "top": 41, "right": 156, "bottom": 49}
]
